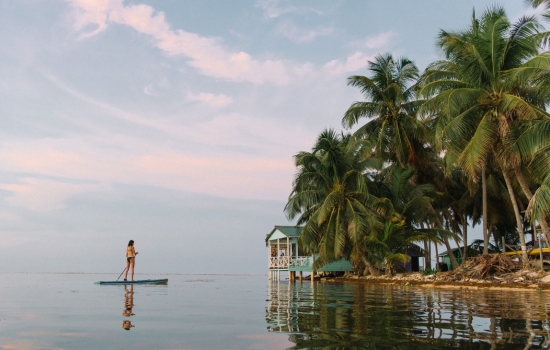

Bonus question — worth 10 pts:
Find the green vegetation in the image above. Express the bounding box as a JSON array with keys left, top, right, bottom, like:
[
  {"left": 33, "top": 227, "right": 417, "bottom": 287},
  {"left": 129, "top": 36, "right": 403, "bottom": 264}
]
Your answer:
[
  {"left": 285, "top": 4, "right": 550, "bottom": 275},
  {"left": 421, "top": 268, "right": 439, "bottom": 276}
]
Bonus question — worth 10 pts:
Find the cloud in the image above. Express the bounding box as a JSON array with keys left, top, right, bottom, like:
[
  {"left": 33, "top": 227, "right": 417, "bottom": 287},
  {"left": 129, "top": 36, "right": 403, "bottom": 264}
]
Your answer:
[
  {"left": 40, "top": 70, "right": 313, "bottom": 158},
  {"left": 277, "top": 21, "right": 334, "bottom": 43},
  {"left": 0, "top": 233, "right": 30, "bottom": 247},
  {"left": 0, "top": 339, "right": 64, "bottom": 350},
  {"left": 0, "top": 178, "right": 110, "bottom": 212},
  {"left": 187, "top": 92, "right": 233, "bottom": 108},
  {"left": 256, "top": 0, "right": 322, "bottom": 19},
  {"left": 323, "top": 52, "right": 374, "bottom": 76},
  {"left": 0, "top": 128, "right": 297, "bottom": 202},
  {"left": 361, "top": 31, "right": 396, "bottom": 50},
  {"left": 321, "top": 32, "right": 396, "bottom": 76},
  {"left": 143, "top": 84, "right": 154, "bottom": 95},
  {"left": 42, "top": 71, "right": 177, "bottom": 134},
  {"left": 28, "top": 149, "right": 289, "bottom": 200},
  {"left": 67, "top": 0, "right": 293, "bottom": 85},
  {"left": 19, "top": 331, "right": 88, "bottom": 337},
  {"left": 67, "top": 0, "right": 122, "bottom": 40}
]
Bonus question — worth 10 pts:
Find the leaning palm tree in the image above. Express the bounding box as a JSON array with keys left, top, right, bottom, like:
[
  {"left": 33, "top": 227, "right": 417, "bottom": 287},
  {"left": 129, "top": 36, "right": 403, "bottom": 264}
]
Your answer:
[
  {"left": 342, "top": 53, "right": 426, "bottom": 169},
  {"left": 510, "top": 119, "right": 550, "bottom": 231},
  {"left": 285, "top": 129, "right": 386, "bottom": 273},
  {"left": 420, "top": 6, "right": 550, "bottom": 262}
]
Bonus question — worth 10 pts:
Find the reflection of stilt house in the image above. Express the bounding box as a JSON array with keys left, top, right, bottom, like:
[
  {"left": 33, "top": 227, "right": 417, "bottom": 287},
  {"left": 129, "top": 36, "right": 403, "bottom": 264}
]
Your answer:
[{"left": 266, "top": 226, "right": 352, "bottom": 281}]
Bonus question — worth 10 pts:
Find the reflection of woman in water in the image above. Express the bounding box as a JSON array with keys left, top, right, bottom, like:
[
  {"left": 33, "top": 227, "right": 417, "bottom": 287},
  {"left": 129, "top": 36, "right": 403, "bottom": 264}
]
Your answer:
[
  {"left": 122, "top": 285, "right": 135, "bottom": 330},
  {"left": 123, "top": 285, "right": 135, "bottom": 317},
  {"left": 123, "top": 240, "right": 139, "bottom": 281}
]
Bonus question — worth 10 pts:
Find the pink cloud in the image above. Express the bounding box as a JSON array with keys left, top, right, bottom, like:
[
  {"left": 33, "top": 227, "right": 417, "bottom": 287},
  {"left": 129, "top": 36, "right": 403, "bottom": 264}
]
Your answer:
[
  {"left": 67, "top": 0, "right": 122, "bottom": 39},
  {"left": 67, "top": 0, "right": 292, "bottom": 84},
  {"left": 0, "top": 178, "right": 110, "bottom": 211},
  {"left": 0, "top": 138, "right": 295, "bottom": 209}
]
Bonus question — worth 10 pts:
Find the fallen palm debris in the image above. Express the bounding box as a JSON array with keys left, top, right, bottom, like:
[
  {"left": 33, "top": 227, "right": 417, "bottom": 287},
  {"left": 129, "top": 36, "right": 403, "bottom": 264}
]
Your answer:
[
  {"left": 448, "top": 254, "right": 520, "bottom": 280},
  {"left": 327, "top": 254, "right": 550, "bottom": 289}
]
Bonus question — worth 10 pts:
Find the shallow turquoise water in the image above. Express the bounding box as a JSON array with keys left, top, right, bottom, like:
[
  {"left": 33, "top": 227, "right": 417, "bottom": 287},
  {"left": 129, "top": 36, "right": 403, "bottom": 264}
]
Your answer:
[{"left": 1, "top": 273, "right": 550, "bottom": 349}]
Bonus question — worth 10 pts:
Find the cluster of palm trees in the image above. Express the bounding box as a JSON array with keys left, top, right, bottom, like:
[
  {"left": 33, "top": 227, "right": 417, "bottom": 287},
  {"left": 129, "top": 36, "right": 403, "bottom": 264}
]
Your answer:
[{"left": 285, "top": 4, "right": 550, "bottom": 275}]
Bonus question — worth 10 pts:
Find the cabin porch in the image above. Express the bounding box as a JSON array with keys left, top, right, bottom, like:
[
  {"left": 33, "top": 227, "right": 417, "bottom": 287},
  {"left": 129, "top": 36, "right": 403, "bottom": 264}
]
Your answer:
[{"left": 266, "top": 226, "right": 353, "bottom": 281}]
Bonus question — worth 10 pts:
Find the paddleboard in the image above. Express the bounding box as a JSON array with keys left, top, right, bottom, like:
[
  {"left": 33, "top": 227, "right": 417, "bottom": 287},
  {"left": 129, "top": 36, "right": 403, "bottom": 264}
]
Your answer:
[{"left": 95, "top": 278, "right": 168, "bottom": 285}]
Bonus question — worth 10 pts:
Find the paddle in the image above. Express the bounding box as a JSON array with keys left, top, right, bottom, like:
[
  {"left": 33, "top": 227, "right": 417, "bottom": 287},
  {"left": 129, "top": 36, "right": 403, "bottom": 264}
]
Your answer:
[{"left": 116, "top": 267, "right": 127, "bottom": 281}]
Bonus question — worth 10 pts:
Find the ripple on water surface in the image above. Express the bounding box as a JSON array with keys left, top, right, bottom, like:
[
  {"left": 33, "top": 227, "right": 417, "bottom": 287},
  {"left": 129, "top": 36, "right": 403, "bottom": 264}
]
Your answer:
[
  {"left": 1, "top": 273, "right": 549, "bottom": 349},
  {"left": 266, "top": 281, "right": 550, "bottom": 349}
]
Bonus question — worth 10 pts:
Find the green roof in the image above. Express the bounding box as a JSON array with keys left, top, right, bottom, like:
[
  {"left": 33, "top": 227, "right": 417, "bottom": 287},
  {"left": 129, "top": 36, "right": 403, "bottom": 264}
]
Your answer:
[{"left": 265, "top": 225, "right": 303, "bottom": 242}]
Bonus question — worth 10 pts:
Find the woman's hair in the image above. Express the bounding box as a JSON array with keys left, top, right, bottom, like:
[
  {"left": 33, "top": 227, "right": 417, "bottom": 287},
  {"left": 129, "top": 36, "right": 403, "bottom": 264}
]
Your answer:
[{"left": 128, "top": 240, "right": 134, "bottom": 246}]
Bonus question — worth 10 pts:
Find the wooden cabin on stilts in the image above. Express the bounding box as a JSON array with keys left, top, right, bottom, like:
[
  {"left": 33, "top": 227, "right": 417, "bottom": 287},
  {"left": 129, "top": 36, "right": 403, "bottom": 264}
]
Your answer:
[{"left": 266, "top": 226, "right": 352, "bottom": 282}]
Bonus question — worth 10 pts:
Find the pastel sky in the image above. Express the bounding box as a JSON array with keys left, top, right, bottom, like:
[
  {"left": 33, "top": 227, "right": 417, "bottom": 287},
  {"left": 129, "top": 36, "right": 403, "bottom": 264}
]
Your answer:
[{"left": 0, "top": 0, "right": 537, "bottom": 274}]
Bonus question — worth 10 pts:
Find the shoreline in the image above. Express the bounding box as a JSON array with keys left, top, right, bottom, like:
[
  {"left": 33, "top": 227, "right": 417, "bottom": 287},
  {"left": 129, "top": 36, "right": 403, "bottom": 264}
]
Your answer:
[{"left": 323, "top": 271, "right": 550, "bottom": 291}]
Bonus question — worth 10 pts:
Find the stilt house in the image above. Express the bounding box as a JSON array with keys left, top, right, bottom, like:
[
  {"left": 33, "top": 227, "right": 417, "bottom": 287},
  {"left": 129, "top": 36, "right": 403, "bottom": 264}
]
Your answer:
[{"left": 266, "top": 225, "right": 353, "bottom": 280}]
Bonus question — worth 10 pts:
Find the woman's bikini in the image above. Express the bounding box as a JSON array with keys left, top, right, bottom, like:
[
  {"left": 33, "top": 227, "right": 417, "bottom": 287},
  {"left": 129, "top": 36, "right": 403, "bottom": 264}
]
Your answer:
[{"left": 127, "top": 246, "right": 135, "bottom": 262}]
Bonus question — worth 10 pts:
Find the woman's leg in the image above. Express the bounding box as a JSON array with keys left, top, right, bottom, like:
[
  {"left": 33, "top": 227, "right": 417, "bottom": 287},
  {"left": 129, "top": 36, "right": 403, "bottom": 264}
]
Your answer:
[
  {"left": 130, "top": 259, "right": 136, "bottom": 280},
  {"left": 123, "top": 260, "right": 130, "bottom": 280}
]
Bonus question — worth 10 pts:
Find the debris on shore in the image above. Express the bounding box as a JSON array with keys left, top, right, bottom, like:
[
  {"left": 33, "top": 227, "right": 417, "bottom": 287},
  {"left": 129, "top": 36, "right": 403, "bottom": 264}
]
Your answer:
[
  {"left": 448, "top": 254, "right": 520, "bottom": 280},
  {"left": 325, "top": 254, "right": 550, "bottom": 290}
]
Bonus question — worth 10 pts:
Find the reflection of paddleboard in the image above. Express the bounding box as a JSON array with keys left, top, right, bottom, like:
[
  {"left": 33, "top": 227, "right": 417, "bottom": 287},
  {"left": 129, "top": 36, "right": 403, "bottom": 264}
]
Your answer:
[{"left": 95, "top": 279, "right": 168, "bottom": 285}]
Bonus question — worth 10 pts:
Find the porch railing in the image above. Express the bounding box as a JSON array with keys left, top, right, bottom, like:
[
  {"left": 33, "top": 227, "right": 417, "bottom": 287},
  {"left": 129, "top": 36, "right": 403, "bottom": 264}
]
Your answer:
[{"left": 269, "top": 256, "right": 311, "bottom": 269}]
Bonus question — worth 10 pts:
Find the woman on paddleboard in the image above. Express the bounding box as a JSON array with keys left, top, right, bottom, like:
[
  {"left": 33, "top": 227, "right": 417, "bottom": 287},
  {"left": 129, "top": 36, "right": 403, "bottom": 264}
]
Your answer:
[{"left": 123, "top": 240, "right": 139, "bottom": 281}]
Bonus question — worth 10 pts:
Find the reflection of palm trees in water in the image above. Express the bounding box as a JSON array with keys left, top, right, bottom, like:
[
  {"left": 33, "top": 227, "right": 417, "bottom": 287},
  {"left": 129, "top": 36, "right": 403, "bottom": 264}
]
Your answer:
[
  {"left": 266, "top": 281, "right": 550, "bottom": 348},
  {"left": 122, "top": 285, "right": 135, "bottom": 330}
]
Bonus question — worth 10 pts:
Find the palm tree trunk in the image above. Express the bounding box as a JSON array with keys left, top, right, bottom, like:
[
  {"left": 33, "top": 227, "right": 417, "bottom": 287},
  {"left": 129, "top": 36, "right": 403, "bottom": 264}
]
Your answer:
[
  {"left": 482, "top": 165, "right": 489, "bottom": 255},
  {"left": 514, "top": 166, "right": 550, "bottom": 248},
  {"left": 490, "top": 224, "right": 498, "bottom": 251},
  {"left": 501, "top": 168, "right": 528, "bottom": 264},
  {"left": 454, "top": 237, "right": 462, "bottom": 264},
  {"left": 433, "top": 217, "right": 460, "bottom": 270},
  {"left": 424, "top": 240, "right": 432, "bottom": 270},
  {"left": 538, "top": 220, "right": 550, "bottom": 248},
  {"left": 443, "top": 238, "right": 459, "bottom": 270},
  {"left": 362, "top": 257, "right": 380, "bottom": 276},
  {"left": 434, "top": 242, "right": 439, "bottom": 269},
  {"left": 421, "top": 222, "right": 431, "bottom": 270},
  {"left": 462, "top": 216, "right": 468, "bottom": 260}
]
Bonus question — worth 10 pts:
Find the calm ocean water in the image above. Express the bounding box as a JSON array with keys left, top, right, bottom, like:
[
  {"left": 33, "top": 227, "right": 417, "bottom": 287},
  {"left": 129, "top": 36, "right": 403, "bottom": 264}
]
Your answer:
[{"left": 1, "top": 273, "right": 550, "bottom": 349}]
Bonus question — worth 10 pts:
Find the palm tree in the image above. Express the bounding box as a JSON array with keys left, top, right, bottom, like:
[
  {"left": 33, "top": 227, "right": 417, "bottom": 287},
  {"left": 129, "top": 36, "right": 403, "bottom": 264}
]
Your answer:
[
  {"left": 509, "top": 119, "right": 550, "bottom": 234},
  {"left": 420, "top": 6, "right": 550, "bottom": 261},
  {"left": 342, "top": 53, "right": 426, "bottom": 169},
  {"left": 284, "top": 129, "right": 386, "bottom": 273},
  {"left": 342, "top": 53, "right": 457, "bottom": 269},
  {"left": 365, "top": 167, "right": 460, "bottom": 273},
  {"left": 528, "top": 0, "right": 550, "bottom": 19}
]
